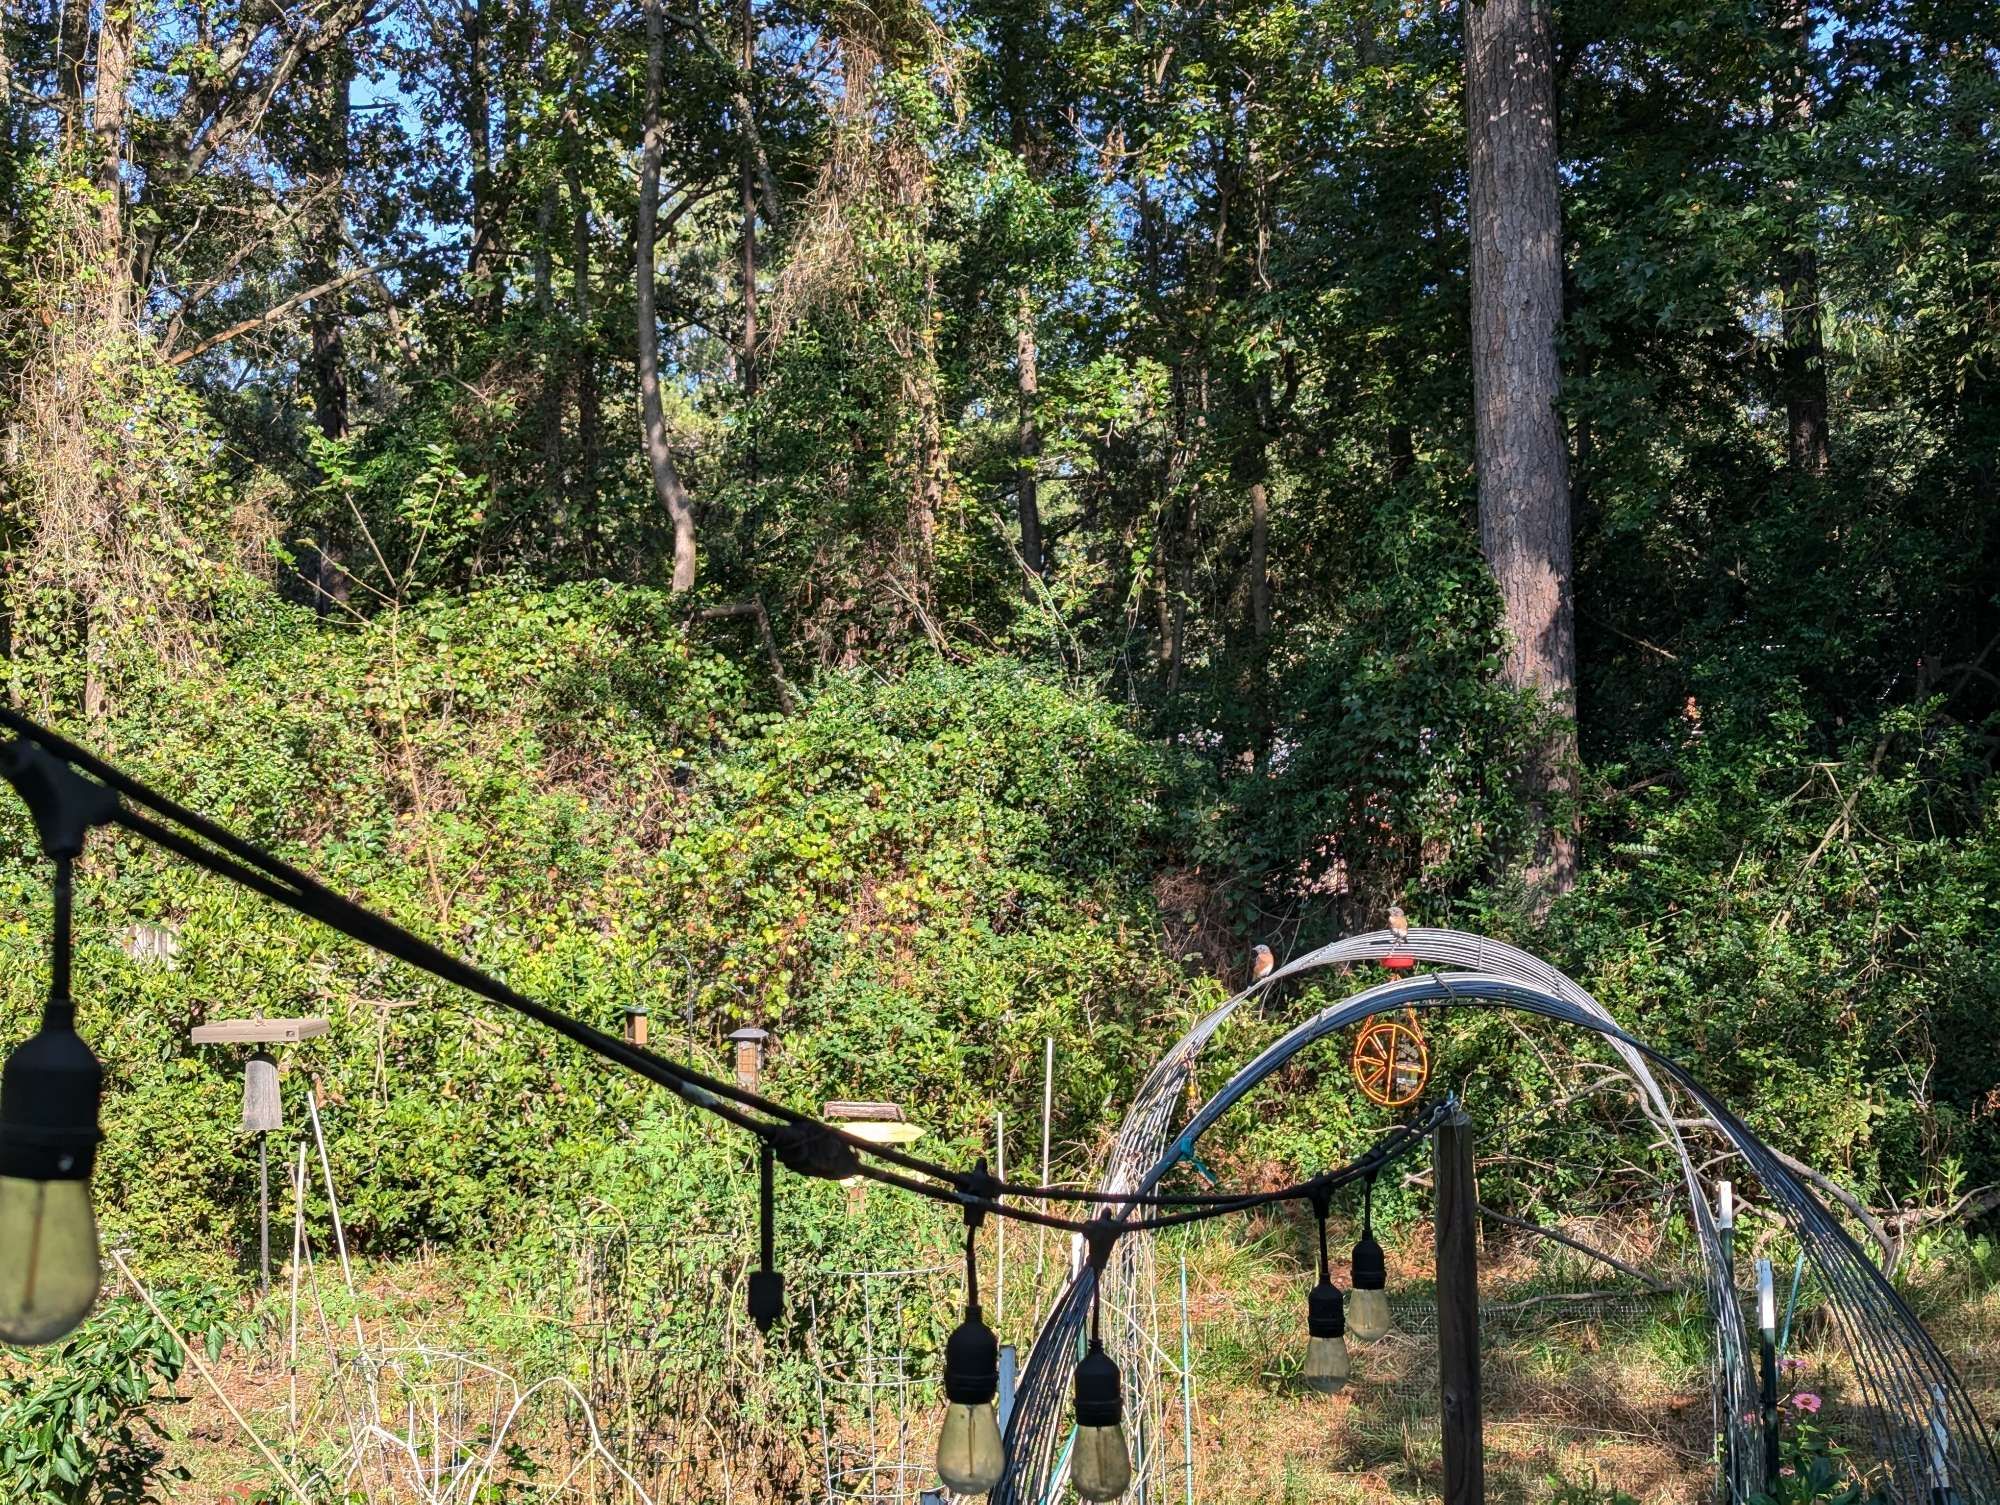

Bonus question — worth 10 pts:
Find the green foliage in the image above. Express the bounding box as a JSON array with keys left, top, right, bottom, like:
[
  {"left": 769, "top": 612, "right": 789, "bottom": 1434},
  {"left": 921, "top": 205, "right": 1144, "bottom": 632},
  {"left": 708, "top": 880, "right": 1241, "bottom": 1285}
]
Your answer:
[
  {"left": 0, "top": 1289, "right": 251, "bottom": 1504},
  {"left": 1546, "top": 1471, "right": 1641, "bottom": 1505},
  {"left": 1748, "top": 1394, "right": 1887, "bottom": 1505},
  {"left": 0, "top": 586, "right": 1209, "bottom": 1262}
]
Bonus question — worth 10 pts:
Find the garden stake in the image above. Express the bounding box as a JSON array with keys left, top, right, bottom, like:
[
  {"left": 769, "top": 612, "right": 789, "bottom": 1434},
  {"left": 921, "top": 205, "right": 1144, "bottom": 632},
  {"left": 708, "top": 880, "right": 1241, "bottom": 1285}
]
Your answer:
[{"left": 1757, "top": 1259, "right": 1779, "bottom": 1487}]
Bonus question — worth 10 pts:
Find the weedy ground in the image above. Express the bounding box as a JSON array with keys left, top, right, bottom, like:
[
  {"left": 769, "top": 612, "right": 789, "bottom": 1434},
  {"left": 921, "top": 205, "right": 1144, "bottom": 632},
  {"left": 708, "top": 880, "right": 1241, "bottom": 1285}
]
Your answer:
[{"left": 149, "top": 1220, "right": 2000, "bottom": 1504}]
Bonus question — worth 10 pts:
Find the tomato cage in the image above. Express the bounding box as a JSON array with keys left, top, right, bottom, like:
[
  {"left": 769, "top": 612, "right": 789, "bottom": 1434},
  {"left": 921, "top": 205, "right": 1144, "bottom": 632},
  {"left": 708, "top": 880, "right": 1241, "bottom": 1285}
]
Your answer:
[{"left": 809, "top": 1260, "right": 960, "bottom": 1505}]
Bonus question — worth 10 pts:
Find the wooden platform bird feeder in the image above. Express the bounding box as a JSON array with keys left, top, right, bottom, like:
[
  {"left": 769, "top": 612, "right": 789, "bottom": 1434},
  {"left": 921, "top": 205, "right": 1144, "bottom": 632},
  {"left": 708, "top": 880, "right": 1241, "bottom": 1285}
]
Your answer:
[
  {"left": 191, "top": 1016, "right": 329, "bottom": 1289},
  {"left": 823, "top": 1100, "right": 924, "bottom": 1205}
]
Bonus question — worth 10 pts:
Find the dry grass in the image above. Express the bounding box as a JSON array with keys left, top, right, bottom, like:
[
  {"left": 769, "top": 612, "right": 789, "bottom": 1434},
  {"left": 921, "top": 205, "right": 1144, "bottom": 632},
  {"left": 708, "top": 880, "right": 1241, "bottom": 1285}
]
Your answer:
[{"left": 135, "top": 1228, "right": 2000, "bottom": 1504}]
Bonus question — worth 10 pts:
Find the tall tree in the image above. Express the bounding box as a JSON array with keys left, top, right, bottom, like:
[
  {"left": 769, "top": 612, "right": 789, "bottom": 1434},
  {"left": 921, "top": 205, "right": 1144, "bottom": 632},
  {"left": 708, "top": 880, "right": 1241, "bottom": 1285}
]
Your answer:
[
  {"left": 303, "top": 38, "right": 352, "bottom": 612},
  {"left": 637, "top": 0, "right": 698, "bottom": 592},
  {"left": 738, "top": 0, "right": 759, "bottom": 400},
  {"left": 1776, "top": 0, "right": 1830, "bottom": 474},
  {"left": 1000, "top": 0, "right": 1047, "bottom": 578},
  {"left": 1463, "top": 0, "right": 1576, "bottom": 894},
  {"left": 92, "top": 0, "right": 132, "bottom": 286}
]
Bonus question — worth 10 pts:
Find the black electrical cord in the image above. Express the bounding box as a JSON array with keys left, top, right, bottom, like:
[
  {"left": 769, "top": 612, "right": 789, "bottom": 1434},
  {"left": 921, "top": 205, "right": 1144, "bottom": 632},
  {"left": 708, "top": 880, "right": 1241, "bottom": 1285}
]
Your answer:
[{"left": 0, "top": 706, "right": 1442, "bottom": 1237}]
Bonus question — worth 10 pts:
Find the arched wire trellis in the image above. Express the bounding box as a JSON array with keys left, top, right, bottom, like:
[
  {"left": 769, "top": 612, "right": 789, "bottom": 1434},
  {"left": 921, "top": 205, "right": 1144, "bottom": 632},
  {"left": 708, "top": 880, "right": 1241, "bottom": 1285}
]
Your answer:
[{"left": 994, "top": 929, "right": 1998, "bottom": 1505}]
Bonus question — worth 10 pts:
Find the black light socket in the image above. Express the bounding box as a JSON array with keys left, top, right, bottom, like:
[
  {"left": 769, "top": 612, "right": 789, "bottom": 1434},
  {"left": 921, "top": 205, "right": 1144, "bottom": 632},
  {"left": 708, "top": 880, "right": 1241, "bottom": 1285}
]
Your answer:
[
  {"left": 0, "top": 1022, "right": 102, "bottom": 1182},
  {"left": 747, "top": 1268, "right": 784, "bottom": 1333},
  {"left": 0, "top": 743, "right": 117, "bottom": 859},
  {"left": 1073, "top": 1338, "right": 1122, "bottom": 1429},
  {"left": 943, "top": 1304, "right": 1000, "bottom": 1404},
  {"left": 1350, "top": 1229, "right": 1386, "bottom": 1292},
  {"left": 1308, "top": 1279, "right": 1345, "bottom": 1339}
]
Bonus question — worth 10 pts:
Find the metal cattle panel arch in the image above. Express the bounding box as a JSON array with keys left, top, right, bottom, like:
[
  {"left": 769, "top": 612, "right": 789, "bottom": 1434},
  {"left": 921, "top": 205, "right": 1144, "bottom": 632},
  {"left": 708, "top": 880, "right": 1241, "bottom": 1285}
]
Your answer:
[{"left": 995, "top": 933, "right": 1993, "bottom": 1505}]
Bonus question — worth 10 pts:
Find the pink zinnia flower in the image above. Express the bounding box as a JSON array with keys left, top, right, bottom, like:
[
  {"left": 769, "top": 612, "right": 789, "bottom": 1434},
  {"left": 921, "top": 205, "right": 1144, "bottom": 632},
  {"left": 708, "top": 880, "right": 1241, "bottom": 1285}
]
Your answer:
[
  {"left": 1788, "top": 1391, "right": 1822, "bottom": 1414},
  {"left": 1781, "top": 1355, "right": 1807, "bottom": 1374}
]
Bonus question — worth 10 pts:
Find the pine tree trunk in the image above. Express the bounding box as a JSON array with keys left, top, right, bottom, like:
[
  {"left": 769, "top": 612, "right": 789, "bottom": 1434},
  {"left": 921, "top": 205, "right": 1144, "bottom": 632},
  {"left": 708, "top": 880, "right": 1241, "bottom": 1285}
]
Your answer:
[
  {"left": 637, "top": 0, "right": 697, "bottom": 593},
  {"left": 92, "top": 0, "right": 132, "bottom": 291},
  {"left": 738, "top": 0, "right": 759, "bottom": 401},
  {"left": 54, "top": 0, "right": 88, "bottom": 143},
  {"left": 1463, "top": 0, "right": 1577, "bottom": 896},
  {"left": 1777, "top": 0, "right": 1830, "bottom": 475},
  {"left": 1248, "top": 479, "right": 1270, "bottom": 639},
  {"left": 306, "top": 49, "right": 350, "bottom": 443},
  {"left": 561, "top": 35, "right": 600, "bottom": 528},
  {"left": 465, "top": 0, "right": 503, "bottom": 312},
  {"left": 569, "top": 165, "right": 600, "bottom": 521},
  {"left": 1015, "top": 287, "right": 1044, "bottom": 576},
  {"left": 305, "top": 43, "right": 352, "bottom": 613}
]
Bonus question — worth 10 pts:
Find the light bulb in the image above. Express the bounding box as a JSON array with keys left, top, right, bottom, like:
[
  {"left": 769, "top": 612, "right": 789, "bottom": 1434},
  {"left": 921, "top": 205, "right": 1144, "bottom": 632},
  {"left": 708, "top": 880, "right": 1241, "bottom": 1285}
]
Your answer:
[
  {"left": 1303, "top": 1276, "right": 1349, "bottom": 1393},
  {"left": 1071, "top": 1338, "right": 1131, "bottom": 1501},
  {"left": 939, "top": 1303, "right": 1004, "bottom": 1494},
  {"left": 0, "top": 1018, "right": 104, "bottom": 1348},
  {"left": 1303, "top": 1332, "right": 1350, "bottom": 1394},
  {"left": 1348, "top": 1226, "right": 1392, "bottom": 1341},
  {"left": 1347, "top": 1285, "right": 1393, "bottom": 1343},
  {"left": 0, "top": 1176, "right": 100, "bottom": 1344},
  {"left": 937, "top": 1401, "right": 1005, "bottom": 1494},
  {"left": 1071, "top": 1422, "right": 1132, "bottom": 1501}
]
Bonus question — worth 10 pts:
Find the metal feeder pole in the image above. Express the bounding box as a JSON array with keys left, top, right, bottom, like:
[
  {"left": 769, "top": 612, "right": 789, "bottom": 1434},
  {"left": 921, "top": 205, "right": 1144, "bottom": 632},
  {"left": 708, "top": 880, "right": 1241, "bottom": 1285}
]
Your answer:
[{"left": 243, "top": 1051, "right": 281, "bottom": 1289}]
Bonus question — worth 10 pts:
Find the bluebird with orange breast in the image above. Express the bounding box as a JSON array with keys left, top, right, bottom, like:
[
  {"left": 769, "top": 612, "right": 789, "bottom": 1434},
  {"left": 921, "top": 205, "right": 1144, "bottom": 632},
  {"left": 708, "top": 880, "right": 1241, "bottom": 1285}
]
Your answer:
[{"left": 1249, "top": 944, "right": 1275, "bottom": 983}]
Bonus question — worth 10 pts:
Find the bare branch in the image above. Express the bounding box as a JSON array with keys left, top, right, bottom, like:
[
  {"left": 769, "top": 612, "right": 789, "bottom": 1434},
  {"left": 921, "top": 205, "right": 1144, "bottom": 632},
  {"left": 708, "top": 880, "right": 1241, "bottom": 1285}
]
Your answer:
[{"left": 166, "top": 265, "right": 384, "bottom": 366}]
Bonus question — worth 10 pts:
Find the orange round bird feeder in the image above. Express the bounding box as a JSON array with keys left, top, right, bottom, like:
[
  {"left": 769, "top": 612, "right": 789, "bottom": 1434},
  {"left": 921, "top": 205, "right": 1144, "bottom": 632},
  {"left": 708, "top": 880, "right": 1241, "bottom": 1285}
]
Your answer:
[{"left": 1350, "top": 1012, "right": 1430, "bottom": 1107}]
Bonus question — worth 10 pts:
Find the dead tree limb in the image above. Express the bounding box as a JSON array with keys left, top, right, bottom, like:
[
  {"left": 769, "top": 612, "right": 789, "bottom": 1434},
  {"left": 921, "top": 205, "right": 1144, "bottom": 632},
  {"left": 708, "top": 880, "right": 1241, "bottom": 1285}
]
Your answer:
[
  {"left": 1478, "top": 1203, "right": 1671, "bottom": 1292},
  {"left": 691, "top": 597, "right": 795, "bottom": 713}
]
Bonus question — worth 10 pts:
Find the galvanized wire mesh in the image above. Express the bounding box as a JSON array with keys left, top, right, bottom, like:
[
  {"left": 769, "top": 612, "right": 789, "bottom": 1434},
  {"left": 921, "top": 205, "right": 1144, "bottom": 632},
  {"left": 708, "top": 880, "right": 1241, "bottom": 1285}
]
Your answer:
[{"left": 810, "top": 1262, "right": 959, "bottom": 1505}]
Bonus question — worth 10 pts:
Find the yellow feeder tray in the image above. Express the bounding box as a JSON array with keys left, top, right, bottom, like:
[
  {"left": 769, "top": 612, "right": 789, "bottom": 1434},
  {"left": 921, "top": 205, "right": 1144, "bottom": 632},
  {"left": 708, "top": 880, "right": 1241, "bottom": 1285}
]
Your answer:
[{"left": 823, "top": 1101, "right": 925, "bottom": 1185}]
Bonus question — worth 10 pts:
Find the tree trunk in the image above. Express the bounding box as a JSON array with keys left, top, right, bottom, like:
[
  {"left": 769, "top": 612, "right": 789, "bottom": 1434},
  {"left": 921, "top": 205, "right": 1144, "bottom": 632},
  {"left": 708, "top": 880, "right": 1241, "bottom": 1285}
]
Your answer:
[
  {"left": 1015, "top": 287, "right": 1045, "bottom": 576},
  {"left": 464, "top": 0, "right": 503, "bottom": 310},
  {"left": 1463, "top": 0, "right": 1577, "bottom": 896},
  {"left": 568, "top": 157, "right": 600, "bottom": 522},
  {"left": 738, "top": 0, "right": 758, "bottom": 400},
  {"left": 1248, "top": 479, "right": 1270, "bottom": 639},
  {"left": 304, "top": 42, "right": 352, "bottom": 614},
  {"left": 92, "top": 0, "right": 133, "bottom": 291},
  {"left": 1388, "top": 423, "right": 1416, "bottom": 482},
  {"left": 1777, "top": 0, "right": 1830, "bottom": 475},
  {"left": 560, "top": 34, "right": 600, "bottom": 528},
  {"left": 637, "top": 0, "right": 697, "bottom": 593},
  {"left": 306, "top": 49, "right": 350, "bottom": 443}
]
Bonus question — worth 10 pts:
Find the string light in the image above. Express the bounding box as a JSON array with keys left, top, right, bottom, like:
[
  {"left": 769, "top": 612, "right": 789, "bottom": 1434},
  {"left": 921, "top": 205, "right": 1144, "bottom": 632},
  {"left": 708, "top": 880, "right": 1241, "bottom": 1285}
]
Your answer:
[
  {"left": 1071, "top": 1221, "right": 1131, "bottom": 1501},
  {"left": 1302, "top": 1186, "right": 1349, "bottom": 1394},
  {"left": 936, "top": 1164, "right": 1005, "bottom": 1495},
  {"left": 0, "top": 745, "right": 112, "bottom": 1346},
  {"left": 0, "top": 704, "right": 1447, "bottom": 1505},
  {"left": 1347, "top": 1172, "right": 1393, "bottom": 1343}
]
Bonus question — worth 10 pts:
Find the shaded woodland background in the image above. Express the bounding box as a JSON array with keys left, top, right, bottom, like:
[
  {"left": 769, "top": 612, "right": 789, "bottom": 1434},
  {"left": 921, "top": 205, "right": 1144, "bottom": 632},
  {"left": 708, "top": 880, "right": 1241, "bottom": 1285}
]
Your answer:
[{"left": 2, "top": 2, "right": 2000, "bottom": 1491}]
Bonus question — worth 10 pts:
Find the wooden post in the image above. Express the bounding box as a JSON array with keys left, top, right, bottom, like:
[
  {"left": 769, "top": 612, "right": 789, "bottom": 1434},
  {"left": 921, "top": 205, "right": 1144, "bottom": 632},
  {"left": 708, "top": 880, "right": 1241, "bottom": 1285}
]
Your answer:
[{"left": 1435, "top": 1106, "right": 1484, "bottom": 1505}]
